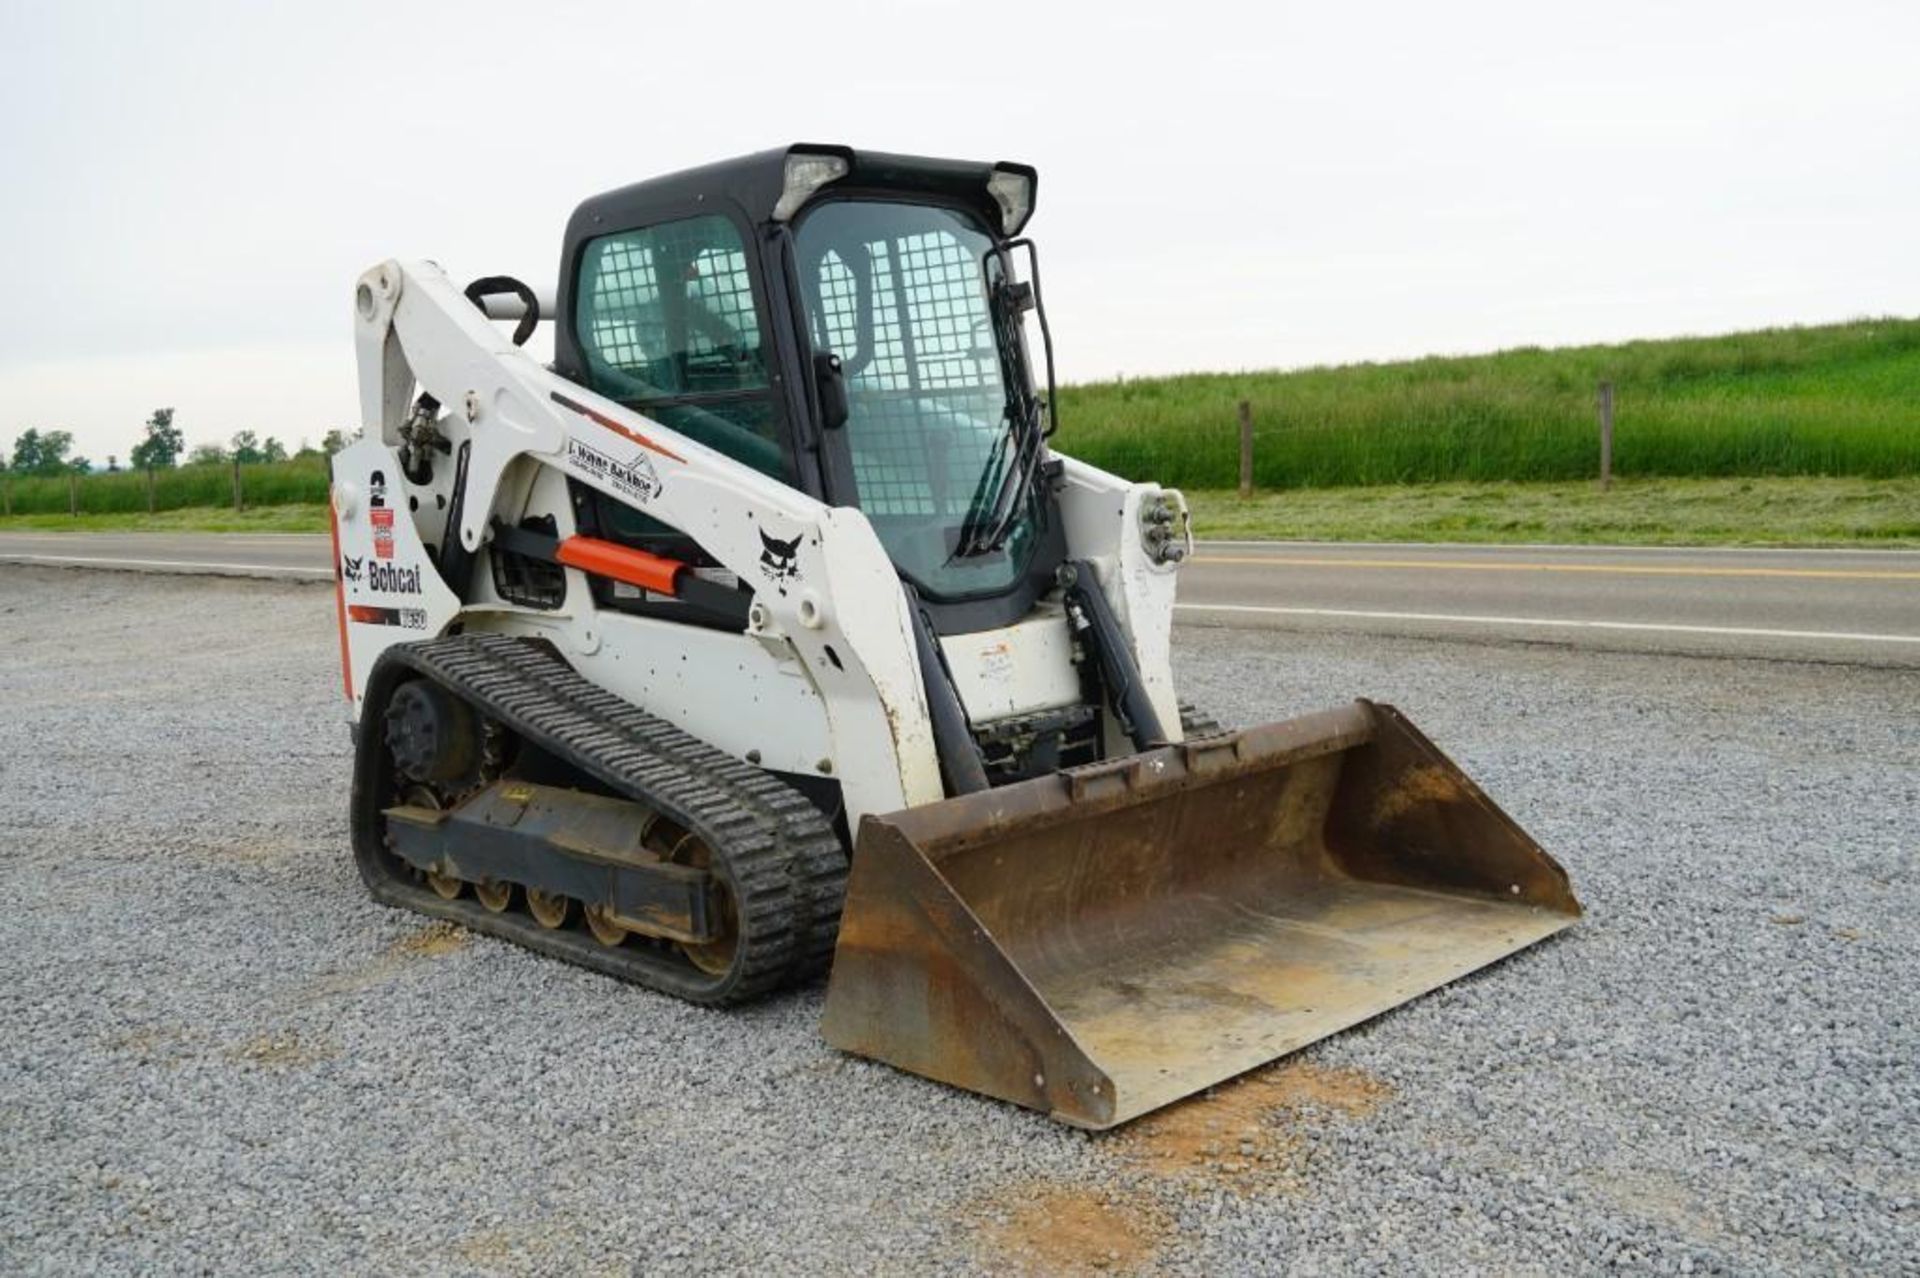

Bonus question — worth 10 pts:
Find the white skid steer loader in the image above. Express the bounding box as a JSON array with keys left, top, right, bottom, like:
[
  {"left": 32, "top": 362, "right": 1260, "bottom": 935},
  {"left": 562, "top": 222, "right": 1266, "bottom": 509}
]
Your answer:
[{"left": 333, "top": 144, "right": 1580, "bottom": 1129}]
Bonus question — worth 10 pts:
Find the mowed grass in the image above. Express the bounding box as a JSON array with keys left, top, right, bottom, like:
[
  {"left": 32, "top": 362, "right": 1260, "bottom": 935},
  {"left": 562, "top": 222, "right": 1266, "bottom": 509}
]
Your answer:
[
  {"left": 0, "top": 505, "right": 328, "bottom": 534},
  {"left": 4, "top": 477, "right": 1910, "bottom": 546},
  {"left": 1187, "top": 477, "right": 1920, "bottom": 547},
  {"left": 1054, "top": 318, "right": 1920, "bottom": 488}
]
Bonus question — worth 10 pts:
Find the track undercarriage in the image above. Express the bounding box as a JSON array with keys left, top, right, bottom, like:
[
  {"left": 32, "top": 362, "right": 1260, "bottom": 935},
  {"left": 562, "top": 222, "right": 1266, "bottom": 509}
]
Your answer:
[{"left": 350, "top": 633, "right": 846, "bottom": 1004}]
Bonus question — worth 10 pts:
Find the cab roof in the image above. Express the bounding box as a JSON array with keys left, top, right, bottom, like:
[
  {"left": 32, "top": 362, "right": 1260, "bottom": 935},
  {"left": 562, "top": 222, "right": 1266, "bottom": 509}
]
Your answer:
[{"left": 563, "top": 144, "right": 1037, "bottom": 244}]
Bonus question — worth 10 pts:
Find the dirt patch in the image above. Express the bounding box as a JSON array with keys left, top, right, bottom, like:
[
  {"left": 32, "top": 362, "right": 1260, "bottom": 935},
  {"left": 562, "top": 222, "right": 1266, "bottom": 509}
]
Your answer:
[
  {"left": 455, "top": 1229, "right": 516, "bottom": 1267},
  {"left": 199, "top": 839, "right": 282, "bottom": 865},
  {"left": 1257, "top": 1059, "right": 1393, "bottom": 1116},
  {"left": 1116, "top": 1059, "right": 1392, "bottom": 1191},
  {"left": 104, "top": 1024, "right": 198, "bottom": 1067},
  {"left": 1587, "top": 1167, "right": 1731, "bottom": 1246},
  {"left": 226, "top": 1030, "right": 337, "bottom": 1070},
  {"left": 387, "top": 922, "right": 470, "bottom": 959},
  {"left": 454, "top": 1224, "right": 628, "bottom": 1277},
  {"left": 296, "top": 923, "right": 470, "bottom": 1002},
  {"left": 976, "top": 1184, "right": 1169, "bottom": 1276}
]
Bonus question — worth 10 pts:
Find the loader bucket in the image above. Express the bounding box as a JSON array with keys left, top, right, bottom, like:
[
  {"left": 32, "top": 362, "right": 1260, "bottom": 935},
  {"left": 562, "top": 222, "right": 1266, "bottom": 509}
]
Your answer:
[{"left": 820, "top": 700, "right": 1580, "bottom": 1129}]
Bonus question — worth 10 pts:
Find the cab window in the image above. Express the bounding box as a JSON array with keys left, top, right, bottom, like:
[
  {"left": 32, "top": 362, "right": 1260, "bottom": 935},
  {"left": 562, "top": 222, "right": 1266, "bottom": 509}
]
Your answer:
[{"left": 575, "top": 215, "right": 788, "bottom": 479}]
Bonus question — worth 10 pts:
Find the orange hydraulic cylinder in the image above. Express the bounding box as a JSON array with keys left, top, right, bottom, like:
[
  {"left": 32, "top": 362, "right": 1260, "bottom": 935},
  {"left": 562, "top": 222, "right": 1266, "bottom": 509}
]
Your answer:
[{"left": 555, "top": 536, "right": 687, "bottom": 595}]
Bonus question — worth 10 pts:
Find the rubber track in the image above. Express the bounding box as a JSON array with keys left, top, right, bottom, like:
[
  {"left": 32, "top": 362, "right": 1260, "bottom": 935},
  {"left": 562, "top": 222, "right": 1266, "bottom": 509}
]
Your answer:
[{"left": 355, "top": 633, "right": 847, "bottom": 1005}]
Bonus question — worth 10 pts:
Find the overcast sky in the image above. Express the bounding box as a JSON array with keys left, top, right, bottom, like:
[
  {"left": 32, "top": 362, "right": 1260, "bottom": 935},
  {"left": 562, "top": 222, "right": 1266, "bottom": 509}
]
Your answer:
[{"left": 2, "top": 0, "right": 1915, "bottom": 463}]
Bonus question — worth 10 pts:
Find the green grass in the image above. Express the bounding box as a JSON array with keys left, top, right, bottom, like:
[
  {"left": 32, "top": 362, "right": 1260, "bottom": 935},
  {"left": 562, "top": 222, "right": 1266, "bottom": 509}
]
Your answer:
[
  {"left": 1054, "top": 317, "right": 1920, "bottom": 488},
  {"left": 1187, "top": 477, "right": 1920, "bottom": 547},
  {"left": 6, "top": 317, "right": 1914, "bottom": 543},
  {"left": 4, "top": 477, "right": 1910, "bottom": 545},
  {"left": 0, "top": 455, "right": 330, "bottom": 518},
  {"left": 0, "top": 505, "right": 328, "bottom": 533}
]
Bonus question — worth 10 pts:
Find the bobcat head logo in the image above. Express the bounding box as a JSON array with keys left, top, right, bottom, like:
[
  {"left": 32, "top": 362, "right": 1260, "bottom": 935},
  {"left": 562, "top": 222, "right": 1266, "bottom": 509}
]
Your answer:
[
  {"left": 341, "top": 554, "right": 363, "bottom": 585},
  {"left": 758, "top": 529, "right": 802, "bottom": 588}
]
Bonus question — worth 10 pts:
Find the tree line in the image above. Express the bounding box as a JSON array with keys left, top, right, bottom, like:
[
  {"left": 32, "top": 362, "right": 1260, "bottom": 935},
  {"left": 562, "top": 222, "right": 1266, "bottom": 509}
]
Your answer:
[{"left": 3, "top": 409, "right": 350, "bottom": 477}]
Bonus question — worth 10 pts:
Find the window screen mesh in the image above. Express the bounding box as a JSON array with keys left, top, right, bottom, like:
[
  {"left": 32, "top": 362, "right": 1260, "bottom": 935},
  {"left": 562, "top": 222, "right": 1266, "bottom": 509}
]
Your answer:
[
  {"left": 813, "top": 250, "right": 860, "bottom": 364},
  {"left": 810, "top": 231, "right": 1005, "bottom": 517},
  {"left": 574, "top": 215, "right": 787, "bottom": 480},
  {"left": 585, "top": 239, "right": 665, "bottom": 383},
  {"left": 797, "top": 201, "right": 1042, "bottom": 600},
  {"left": 578, "top": 215, "right": 767, "bottom": 399}
]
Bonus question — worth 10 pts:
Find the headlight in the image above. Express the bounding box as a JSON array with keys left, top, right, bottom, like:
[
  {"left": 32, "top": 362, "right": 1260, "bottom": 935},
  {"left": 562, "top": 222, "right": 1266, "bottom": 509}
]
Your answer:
[
  {"left": 774, "top": 150, "right": 850, "bottom": 221},
  {"left": 986, "top": 166, "right": 1035, "bottom": 235}
]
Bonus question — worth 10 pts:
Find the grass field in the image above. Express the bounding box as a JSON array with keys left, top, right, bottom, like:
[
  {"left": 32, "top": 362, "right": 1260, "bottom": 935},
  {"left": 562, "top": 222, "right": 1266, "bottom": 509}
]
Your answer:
[
  {"left": 4, "top": 317, "right": 1915, "bottom": 543},
  {"left": 0, "top": 455, "right": 329, "bottom": 518},
  {"left": 1186, "top": 476, "right": 1920, "bottom": 546},
  {"left": 4, "top": 477, "right": 1912, "bottom": 547},
  {"left": 1053, "top": 317, "right": 1920, "bottom": 488}
]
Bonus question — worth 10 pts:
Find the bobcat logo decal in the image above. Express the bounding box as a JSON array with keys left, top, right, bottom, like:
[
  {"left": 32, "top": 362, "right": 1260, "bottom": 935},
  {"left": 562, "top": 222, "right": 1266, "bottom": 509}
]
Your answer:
[
  {"left": 758, "top": 529, "right": 802, "bottom": 591},
  {"left": 341, "top": 554, "right": 364, "bottom": 585}
]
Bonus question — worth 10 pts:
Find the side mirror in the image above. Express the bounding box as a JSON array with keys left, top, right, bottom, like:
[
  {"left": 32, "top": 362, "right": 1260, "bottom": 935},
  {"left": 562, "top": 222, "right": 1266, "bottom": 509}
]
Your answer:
[{"left": 813, "top": 351, "right": 849, "bottom": 430}]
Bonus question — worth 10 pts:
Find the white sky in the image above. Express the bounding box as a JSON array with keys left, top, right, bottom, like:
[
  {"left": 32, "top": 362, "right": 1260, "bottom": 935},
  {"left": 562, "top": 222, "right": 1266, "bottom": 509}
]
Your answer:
[{"left": 2, "top": 0, "right": 1916, "bottom": 463}]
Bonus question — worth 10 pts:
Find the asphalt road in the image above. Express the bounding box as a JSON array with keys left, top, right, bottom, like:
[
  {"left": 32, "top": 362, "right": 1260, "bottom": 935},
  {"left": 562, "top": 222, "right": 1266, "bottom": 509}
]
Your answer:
[
  {"left": 2, "top": 531, "right": 1916, "bottom": 666},
  {"left": 0, "top": 531, "right": 334, "bottom": 581},
  {"left": 1182, "top": 540, "right": 1920, "bottom": 666}
]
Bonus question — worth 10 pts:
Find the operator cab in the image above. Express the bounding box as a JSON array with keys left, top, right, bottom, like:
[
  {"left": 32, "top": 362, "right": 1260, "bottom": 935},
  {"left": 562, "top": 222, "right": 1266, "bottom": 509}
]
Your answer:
[{"left": 554, "top": 145, "right": 1062, "bottom": 632}]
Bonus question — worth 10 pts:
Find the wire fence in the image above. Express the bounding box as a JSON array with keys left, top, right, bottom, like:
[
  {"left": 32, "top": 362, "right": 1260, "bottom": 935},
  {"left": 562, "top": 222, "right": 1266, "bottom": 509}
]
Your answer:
[{"left": 1051, "top": 320, "right": 1920, "bottom": 490}]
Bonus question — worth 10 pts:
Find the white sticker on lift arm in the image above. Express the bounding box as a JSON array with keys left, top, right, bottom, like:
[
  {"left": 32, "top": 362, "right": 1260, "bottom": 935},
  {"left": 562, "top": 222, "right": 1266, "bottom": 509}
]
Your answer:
[{"left": 565, "top": 437, "right": 662, "bottom": 504}]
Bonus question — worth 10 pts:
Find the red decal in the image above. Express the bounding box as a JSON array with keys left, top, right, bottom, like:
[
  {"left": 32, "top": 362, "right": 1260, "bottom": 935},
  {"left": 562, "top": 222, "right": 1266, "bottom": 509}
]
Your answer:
[
  {"left": 371, "top": 507, "right": 395, "bottom": 560},
  {"left": 550, "top": 391, "right": 688, "bottom": 463}
]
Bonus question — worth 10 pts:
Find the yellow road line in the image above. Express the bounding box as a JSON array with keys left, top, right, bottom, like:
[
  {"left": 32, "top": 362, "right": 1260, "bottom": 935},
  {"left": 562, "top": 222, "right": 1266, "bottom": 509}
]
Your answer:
[{"left": 1192, "top": 555, "right": 1920, "bottom": 582}]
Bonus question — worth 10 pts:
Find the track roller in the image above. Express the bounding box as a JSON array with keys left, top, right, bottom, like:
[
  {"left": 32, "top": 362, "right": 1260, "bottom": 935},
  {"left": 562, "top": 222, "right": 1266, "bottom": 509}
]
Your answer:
[{"left": 525, "top": 888, "right": 572, "bottom": 929}]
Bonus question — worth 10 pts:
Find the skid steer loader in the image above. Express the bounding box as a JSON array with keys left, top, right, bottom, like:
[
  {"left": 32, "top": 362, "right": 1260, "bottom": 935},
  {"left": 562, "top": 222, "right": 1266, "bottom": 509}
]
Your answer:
[{"left": 334, "top": 144, "right": 1579, "bottom": 1128}]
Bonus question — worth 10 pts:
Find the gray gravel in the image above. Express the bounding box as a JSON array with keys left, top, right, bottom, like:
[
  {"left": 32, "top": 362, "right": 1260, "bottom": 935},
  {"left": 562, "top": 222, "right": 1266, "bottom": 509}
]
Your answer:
[{"left": 1, "top": 564, "right": 1914, "bottom": 1276}]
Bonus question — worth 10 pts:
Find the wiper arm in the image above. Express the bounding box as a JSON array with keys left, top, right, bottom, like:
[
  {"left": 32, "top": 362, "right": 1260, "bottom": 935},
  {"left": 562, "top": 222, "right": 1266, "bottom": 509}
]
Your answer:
[
  {"left": 952, "top": 384, "right": 1042, "bottom": 559},
  {"left": 951, "top": 256, "right": 1050, "bottom": 559},
  {"left": 951, "top": 416, "right": 1014, "bottom": 558},
  {"left": 960, "top": 400, "right": 1044, "bottom": 556}
]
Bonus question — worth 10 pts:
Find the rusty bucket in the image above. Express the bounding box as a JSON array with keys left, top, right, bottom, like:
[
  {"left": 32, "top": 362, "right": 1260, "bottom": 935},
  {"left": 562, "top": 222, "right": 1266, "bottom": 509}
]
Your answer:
[{"left": 820, "top": 701, "right": 1580, "bottom": 1129}]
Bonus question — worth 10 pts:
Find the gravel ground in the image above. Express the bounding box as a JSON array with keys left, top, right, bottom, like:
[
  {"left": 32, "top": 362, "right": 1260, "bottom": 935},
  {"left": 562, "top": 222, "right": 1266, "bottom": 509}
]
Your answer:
[{"left": 1, "top": 565, "right": 1914, "bottom": 1276}]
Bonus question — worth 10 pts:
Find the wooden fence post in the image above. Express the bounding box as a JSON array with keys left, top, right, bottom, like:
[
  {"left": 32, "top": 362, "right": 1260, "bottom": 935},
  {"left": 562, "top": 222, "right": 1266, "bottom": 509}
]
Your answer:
[
  {"left": 1597, "top": 380, "right": 1615, "bottom": 491},
  {"left": 1238, "top": 400, "right": 1254, "bottom": 498},
  {"left": 146, "top": 466, "right": 157, "bottom": 514},
  {"left": 69, "top": 472, "right": 79, "bottom": 517},
  {"left": 232, "top": 457, "right": 244, "bottom": 512}
]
